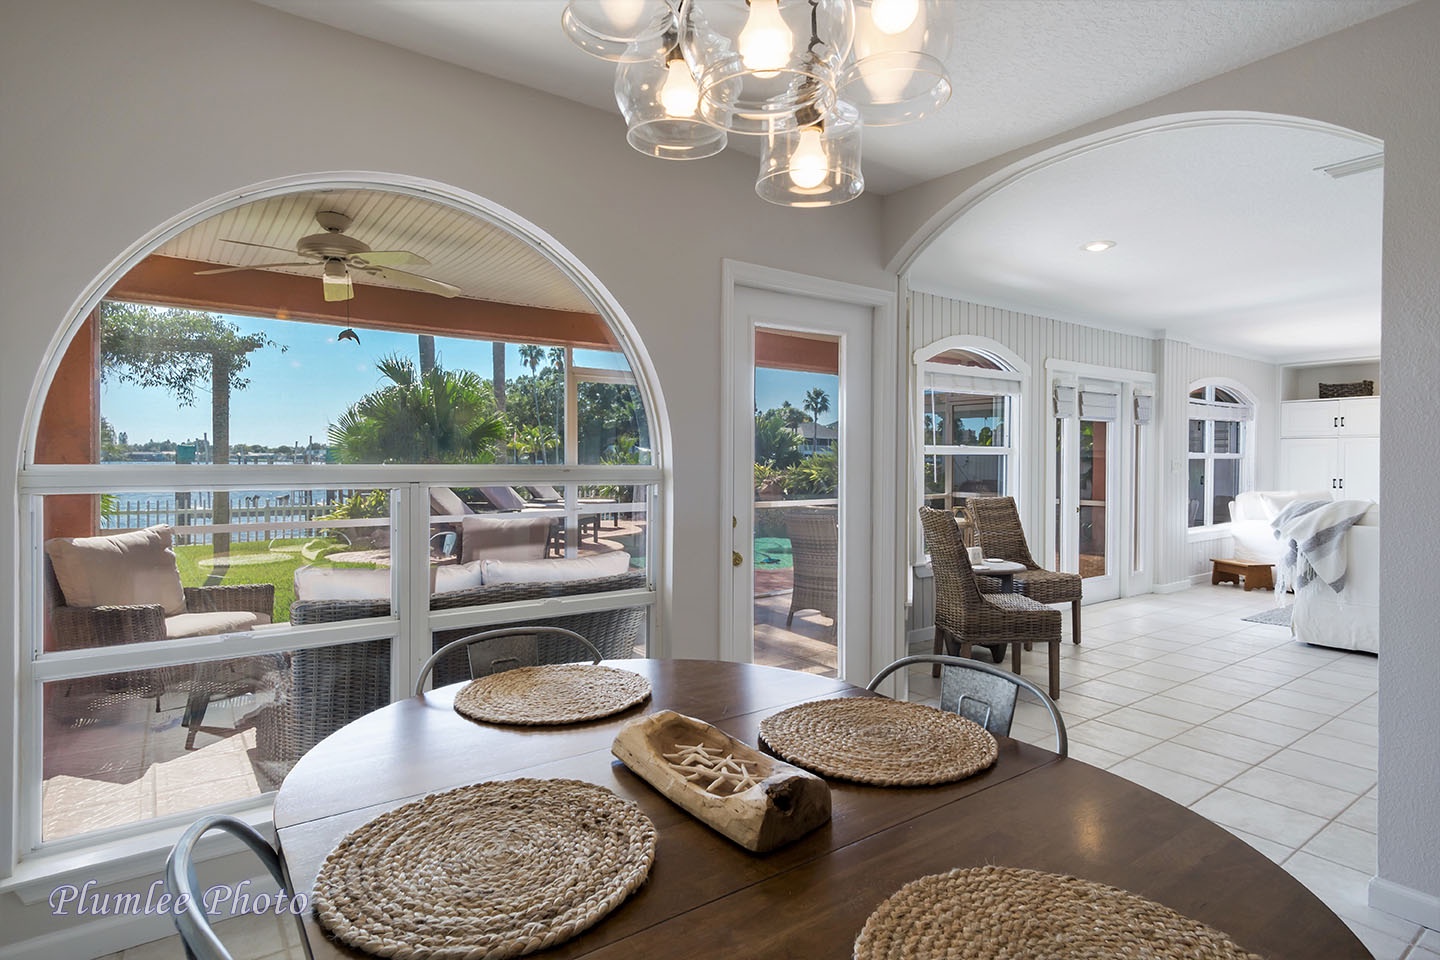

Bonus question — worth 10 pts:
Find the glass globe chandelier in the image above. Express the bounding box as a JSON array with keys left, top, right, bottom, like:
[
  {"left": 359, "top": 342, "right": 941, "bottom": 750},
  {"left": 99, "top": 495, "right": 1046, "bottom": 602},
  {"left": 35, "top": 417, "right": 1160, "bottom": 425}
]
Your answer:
[{"left": 564, "top": 0, "right": 952, "bottom": 207}]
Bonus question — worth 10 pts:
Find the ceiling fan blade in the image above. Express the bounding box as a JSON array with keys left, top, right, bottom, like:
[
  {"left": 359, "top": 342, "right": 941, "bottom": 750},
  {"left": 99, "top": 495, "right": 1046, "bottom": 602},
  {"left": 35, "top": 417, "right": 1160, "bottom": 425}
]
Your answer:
[
  {"left": 194, "top": 262, "right": 314, "bottom": 275},
  {"left": 362, "top": 265, "right": 462, "bottom": 298},
  {"left": 350, "top": 250, "right": 429, "bottom": 268},
  {"left": 218, "top": 238, "right": 307, "bottom": 256}
]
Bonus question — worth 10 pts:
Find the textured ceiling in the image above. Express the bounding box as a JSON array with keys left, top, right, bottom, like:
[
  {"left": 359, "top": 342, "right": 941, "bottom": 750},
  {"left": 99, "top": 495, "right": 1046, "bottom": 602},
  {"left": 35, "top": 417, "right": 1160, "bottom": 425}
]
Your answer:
[{"left": 156, "top": 189, "right": 594, "bottom": 313}]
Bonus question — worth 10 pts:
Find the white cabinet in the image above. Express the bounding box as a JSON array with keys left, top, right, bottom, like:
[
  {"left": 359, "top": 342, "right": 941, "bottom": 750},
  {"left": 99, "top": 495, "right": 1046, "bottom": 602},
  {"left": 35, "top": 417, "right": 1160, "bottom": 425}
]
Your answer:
[{"left": 1278, "top": 398, "right": 1380, "bottom": 501}]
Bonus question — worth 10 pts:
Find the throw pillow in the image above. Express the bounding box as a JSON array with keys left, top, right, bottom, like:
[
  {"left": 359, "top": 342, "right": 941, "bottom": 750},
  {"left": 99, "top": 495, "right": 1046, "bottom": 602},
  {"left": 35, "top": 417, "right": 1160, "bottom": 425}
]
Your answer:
[
  {"left": 292, "top": 565, "right": 392, "bottom": 601},
  {"left": 45, "top": 525, "right": 187, "bottom": 616},
  {"left": 482, "top": 551, "right": 632, "bottom": 585}
]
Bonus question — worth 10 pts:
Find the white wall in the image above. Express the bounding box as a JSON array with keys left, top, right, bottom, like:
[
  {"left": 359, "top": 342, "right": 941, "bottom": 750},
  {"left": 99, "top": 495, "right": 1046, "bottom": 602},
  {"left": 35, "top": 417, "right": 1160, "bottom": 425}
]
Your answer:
[
  {"left": 0, "top": 0, "right": 894, "bottom": 950},
  {"left": 888, "top": 0, "right": 1440, "bottom": 930}
]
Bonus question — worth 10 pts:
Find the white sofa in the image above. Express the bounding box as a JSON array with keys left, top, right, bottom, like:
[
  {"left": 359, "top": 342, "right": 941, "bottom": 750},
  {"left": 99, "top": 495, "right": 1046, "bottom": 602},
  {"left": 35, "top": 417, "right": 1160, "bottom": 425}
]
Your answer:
[{"left": 1228, "top": 491, "right": 1379, "bottom": 653}]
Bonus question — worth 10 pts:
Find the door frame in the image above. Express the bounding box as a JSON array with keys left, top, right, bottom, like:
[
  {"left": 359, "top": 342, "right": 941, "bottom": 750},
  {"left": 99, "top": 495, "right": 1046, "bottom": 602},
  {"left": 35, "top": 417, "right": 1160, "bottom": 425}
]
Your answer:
[
  {"left": 719, "top": 261, "right": 897, "bottom": 686},
  {"left": 1044, "top": 360, "right": 1156, "bottom": 601}
]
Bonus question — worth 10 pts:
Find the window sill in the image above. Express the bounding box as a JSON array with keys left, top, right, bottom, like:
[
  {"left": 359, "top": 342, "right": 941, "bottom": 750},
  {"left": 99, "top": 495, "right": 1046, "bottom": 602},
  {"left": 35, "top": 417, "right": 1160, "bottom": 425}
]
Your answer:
[
  {"left": 1186, "top": 523, "right": 1234, "bottom": 543},
  {"left": 0, "top": 800, "right": 274, "bottom": 904}
]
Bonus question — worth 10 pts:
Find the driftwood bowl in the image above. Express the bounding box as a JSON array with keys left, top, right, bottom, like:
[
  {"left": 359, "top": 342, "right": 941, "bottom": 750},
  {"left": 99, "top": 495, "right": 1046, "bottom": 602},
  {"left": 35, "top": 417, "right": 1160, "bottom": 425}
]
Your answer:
[{"left": 612, "top": 710, "right": 831, "bottom": 853}]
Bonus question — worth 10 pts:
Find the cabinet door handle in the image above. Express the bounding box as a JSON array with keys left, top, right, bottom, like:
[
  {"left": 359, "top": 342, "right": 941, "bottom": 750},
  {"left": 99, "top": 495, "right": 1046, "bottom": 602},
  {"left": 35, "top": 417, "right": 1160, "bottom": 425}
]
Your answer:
[
  {"left": 1333, "top": 416, "right": 1339, "bottom": 428},
  {"left": 1341, "top": 416, "right": 1346, "bottom": 427}
]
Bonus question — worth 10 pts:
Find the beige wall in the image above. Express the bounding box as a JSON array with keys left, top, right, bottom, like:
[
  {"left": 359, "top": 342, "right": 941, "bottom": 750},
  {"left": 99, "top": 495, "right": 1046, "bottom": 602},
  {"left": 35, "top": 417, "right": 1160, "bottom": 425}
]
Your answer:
[{"left": 889, "top": 0, "right": 1440, "bottom": 930}]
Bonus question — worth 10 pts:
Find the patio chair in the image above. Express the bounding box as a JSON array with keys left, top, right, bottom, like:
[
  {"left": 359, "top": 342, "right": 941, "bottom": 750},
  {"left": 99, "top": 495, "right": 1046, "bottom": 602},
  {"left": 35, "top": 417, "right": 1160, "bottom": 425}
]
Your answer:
[
  {"left": 43, "top": 526, "right": 279, "bottom": 744},
  {"left": 166, "top": 814, "right": 304, "bottom": 960},
  {"left": 867, "top": 654, "right": 1067, "bottom": 755},
  {"left": 784, "top": 507, "right": 839, "bottom": 632},
  {"left": 965, "top": 496, "right": 1083, "bottom": 646},
  {"left": 919, "top": 507, "right": 1063, "bottom": 699},
  {"left": 414, "top": 626, "right": 601, "bottom": 695}
]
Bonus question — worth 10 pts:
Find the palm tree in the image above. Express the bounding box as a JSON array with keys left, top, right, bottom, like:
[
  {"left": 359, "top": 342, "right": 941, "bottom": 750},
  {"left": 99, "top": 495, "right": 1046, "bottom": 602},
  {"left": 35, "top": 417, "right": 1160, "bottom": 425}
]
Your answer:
[
  {"left": 328, "top": 354, "right": 506, "bottom": 464},
  {"left": 518, "top": 343, "right": 545, "bottom": 436},
  {"left": 803, "top": 387, "right": 831, "bottom": 455}
]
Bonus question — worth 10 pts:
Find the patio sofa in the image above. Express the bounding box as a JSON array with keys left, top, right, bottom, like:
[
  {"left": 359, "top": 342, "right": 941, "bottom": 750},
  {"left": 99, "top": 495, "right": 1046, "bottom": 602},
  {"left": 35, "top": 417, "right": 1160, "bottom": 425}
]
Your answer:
[{"left": 252, "top": 556, "right": 645, "bottom": 787}]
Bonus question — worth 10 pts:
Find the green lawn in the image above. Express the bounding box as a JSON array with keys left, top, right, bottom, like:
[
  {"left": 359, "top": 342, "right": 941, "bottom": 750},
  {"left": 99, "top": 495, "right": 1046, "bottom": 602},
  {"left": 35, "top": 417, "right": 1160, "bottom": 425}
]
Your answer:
[{"left": 173, "top": 538, "right": 377, "bottom": 622}]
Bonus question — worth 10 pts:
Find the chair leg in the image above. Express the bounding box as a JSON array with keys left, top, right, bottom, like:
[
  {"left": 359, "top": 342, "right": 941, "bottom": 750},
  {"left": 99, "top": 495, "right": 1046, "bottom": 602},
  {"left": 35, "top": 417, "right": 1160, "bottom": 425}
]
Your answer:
[
  {"left": 1049, "top": 640, "right": 1061, "bottom": 700},
  {"left": 1011, "top": 642, "right": 1022, "bottom": 674},
  {"left": 932, "top": 627, "right": 946, "bottom": 676},
  {"left": 959, "top": 638, "right": 973, "bottom": 662},
  {"left": 1071, "top": 599, "right": 1082, "bottom": 645}
]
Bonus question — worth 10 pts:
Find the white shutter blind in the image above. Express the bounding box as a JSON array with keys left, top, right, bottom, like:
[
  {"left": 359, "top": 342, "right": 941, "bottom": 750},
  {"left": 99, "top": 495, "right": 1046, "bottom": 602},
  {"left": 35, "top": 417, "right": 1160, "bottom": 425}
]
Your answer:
[
  {"left": 1134, "top": 393, "right": 1155, "bottom": 425},
  {"left": 925, "top": 370, "right": 1022, "bottom": 396},
  {"left": 1053, "top": 384, "right": 1077, "bottom": 419},
  {"left": 1189, "top": 400, "right": 1254, "bottom": 422},
  {"left": 1079, "top": 390, "right": 1119, "bottom": 421}
]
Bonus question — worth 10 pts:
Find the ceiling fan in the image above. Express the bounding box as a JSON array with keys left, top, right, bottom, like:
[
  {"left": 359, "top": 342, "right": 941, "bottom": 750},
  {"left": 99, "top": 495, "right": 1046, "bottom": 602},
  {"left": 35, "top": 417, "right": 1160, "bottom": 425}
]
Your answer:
[{"left": 193, "top": 210, "right": 462, "bottom": 302}]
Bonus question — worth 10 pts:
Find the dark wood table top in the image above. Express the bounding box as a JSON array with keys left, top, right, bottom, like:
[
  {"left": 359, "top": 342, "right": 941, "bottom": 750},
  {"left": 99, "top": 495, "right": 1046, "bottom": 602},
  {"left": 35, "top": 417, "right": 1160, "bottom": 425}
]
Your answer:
[{"left": 274, "top": 658, "right": 1368, "bottom": 960}]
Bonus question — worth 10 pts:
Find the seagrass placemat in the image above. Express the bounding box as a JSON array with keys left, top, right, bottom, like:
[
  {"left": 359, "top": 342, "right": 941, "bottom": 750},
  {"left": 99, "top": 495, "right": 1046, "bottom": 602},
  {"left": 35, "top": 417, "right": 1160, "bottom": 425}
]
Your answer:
[
  {"left": 758, "top": 697, "right": 997, "bottom": 786},
  {"left": 454, "top": 664, "right": 651, "bottom": 726},
  {"left": 313, "top": 778, "right": 657, "bottom": 960},
  {"left": 854, "top": 866, "right": 1266, "bottom": 959}
]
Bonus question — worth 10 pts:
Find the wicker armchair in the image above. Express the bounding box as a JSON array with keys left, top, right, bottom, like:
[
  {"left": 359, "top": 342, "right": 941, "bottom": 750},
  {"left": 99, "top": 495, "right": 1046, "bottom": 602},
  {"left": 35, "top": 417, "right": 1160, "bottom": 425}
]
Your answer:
[
  {"left": 784, "top": 508, "right": 838, "bottom": 632},
  {"left": 44, "top": 551, "right": 278, "bottom": 742},
  {"left": 252, "top": 570, "right": 648, "bottom": 788},
  {"left": 919, "top": 507, "right": 1062, "bottom": 699},
  {"left": 965, "top": 496, "right": 1083, "bottom": 646}
]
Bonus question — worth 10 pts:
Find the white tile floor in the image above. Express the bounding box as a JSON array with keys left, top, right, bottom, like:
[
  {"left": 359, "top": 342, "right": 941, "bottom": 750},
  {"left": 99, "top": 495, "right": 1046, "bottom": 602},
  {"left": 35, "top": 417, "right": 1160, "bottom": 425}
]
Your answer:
[
  {"left": 902, "top": 583, "right": 1429, "bottom": 960},
  {"left": 104, "top": 583, "right": 1435, "bottom": 959}
]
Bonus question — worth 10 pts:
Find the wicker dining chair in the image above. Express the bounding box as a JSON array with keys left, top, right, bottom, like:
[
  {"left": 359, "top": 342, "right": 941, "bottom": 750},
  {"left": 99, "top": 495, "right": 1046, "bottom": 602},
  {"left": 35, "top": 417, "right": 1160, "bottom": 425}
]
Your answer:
[
  {"left": 918, "top": 507, "right": 1063, "bottom": 700},
  {"left": 784, "top": 507, "right": 839, "bottom": 632},
  {"left": 413, "top": 626, "right": 601, "bottom": 696},
  {"left": 965, "top": 496, "right": 1083, "bottom": 646}
]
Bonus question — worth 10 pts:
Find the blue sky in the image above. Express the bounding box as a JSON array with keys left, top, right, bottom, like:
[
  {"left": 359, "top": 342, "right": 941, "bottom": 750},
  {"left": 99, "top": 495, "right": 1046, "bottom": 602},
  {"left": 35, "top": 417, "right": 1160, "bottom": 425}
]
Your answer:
[{"left": 101, "top": 310, "right": 838, "bottom": 447}]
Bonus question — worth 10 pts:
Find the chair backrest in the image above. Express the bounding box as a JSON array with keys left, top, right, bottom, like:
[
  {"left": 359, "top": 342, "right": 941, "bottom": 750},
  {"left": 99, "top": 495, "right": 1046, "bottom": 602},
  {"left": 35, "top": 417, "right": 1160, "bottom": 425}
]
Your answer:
[
  {"left": 918, "top": 507, "right": 985, "bottom": 622},
  {"left": 166, "top": 815, "right": 300, "bottom": 960},
  {"left": 413, "top": 626, "right": 601, "bottom": 696},
  {"left": 784, "top": 507, "right": 839, "bottom": 569},
  {"left": 525, "top": 484, "right": 564, "bottom": 502},
  {"left": 867, "top": 654, "right": 1067, "bottom": 755},
  {"left": 964, "top": 496, "right": 1039, "bottom": 569},
  {"left": 429, "top": 486, "right": 474, "bottom": 519},
  {"left": 476, "top": 485, "right": 528, "bottom": 512}
]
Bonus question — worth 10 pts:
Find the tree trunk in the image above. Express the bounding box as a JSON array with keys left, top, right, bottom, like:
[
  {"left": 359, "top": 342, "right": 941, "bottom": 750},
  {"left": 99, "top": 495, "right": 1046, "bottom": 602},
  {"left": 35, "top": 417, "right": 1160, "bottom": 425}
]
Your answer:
[
  {"left": 492, "top": 341, "right": 506, "bottom": 412},
  {"left": 210, "top": 354, "right": 232, "bottom": 572},
  {"left": 418, "top": 335, "right": 436, "bottom": 375}
]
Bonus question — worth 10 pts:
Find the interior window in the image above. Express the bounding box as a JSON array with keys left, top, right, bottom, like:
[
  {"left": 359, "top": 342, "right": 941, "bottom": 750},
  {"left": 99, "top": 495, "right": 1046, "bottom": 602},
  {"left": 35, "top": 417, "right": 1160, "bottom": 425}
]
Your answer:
[{"left": 1186, "top": 383, "right": 1253, "bottom": 528}]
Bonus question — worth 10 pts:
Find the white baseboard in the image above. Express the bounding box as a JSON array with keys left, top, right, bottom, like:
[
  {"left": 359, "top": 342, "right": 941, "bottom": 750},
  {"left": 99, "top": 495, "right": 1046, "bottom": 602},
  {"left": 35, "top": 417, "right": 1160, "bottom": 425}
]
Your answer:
[
  {"left": 1153, "top": 578, "right": 1197, "bottom": 594},
  {"left": 1369, "top": 875, "right": 1440, "bottom": 930},
  {"left": 0, "top": 909, "right": 176, "bottom": 960}
]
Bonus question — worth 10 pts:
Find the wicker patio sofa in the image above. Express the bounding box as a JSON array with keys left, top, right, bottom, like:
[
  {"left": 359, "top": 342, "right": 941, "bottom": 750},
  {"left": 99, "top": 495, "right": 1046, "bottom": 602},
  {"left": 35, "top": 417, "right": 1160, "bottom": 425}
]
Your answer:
[{"left": 251, "top": 569, "right": 648, "bottom": 788}]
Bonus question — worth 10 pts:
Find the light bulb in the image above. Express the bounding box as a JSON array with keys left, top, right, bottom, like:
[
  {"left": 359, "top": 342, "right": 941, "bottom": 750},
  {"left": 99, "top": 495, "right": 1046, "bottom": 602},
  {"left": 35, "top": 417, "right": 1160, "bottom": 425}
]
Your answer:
[
  {"left": 870, "top": 0, "right": 919, "bottom": 34},
  {"left": 788, "top": 127, "right": 829, "bottom": 190},
  {"left": 659, "top": 56, "right": 700, "bottom": 117},
  {"left": 598, "top": 0, "right": 647, "bottom": 33},
  {"left": 738, "top": 0, "right": 793, "bottom": 77}
]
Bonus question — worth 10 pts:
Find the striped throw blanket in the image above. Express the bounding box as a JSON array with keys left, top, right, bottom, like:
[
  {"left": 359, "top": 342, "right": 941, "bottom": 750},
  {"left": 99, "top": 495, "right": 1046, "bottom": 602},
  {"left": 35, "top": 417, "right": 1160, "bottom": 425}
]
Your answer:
[{"left": 1271, "top": 499, "right": 1373, "bottom": 594}]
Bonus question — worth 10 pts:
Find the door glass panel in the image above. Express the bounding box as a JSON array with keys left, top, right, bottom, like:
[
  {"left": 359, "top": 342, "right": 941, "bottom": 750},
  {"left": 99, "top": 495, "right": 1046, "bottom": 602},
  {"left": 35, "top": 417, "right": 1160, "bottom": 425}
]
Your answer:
[
  {"left": 1213, "top": 420, "right": 1241, "bottom": 455},
  {"left": 1212, "top": 459, "right": 1241, "bottom": 524},
  {"left": 753, "top": 330, "right": 840, "bottom": 677},
  {"left": 1188, "top": 459, "right": 1206, "bottom": 527},
  {"left": 1079, "top": 420, "right": 1107, "bottom": 579}
]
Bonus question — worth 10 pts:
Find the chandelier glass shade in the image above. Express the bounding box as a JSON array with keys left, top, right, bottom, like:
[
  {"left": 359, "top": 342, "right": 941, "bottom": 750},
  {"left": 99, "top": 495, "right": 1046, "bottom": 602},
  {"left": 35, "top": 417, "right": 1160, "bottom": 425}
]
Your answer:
[{"left": 564, "top": 0, "right": 951, "bottom": 206}]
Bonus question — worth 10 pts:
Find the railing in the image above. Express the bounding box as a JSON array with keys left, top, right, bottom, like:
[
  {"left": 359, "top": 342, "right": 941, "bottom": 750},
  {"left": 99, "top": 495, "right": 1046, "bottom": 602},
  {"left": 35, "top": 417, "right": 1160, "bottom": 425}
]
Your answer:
[{"left": 104, "top": 490, "right": 362, "bottom": 544}]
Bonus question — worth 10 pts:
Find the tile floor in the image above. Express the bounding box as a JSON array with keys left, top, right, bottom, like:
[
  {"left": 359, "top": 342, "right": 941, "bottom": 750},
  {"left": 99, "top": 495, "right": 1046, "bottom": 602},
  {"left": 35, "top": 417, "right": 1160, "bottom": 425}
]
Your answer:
[{"left": 104, "top": 583, "right": 1436, "bottom": 960}]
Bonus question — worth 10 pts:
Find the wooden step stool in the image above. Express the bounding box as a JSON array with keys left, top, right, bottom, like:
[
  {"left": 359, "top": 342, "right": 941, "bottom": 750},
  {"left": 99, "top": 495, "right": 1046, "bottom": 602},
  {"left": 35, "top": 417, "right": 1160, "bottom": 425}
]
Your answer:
[{"left": 1211, "top": 558, "right": 1275, "bottom": 591}]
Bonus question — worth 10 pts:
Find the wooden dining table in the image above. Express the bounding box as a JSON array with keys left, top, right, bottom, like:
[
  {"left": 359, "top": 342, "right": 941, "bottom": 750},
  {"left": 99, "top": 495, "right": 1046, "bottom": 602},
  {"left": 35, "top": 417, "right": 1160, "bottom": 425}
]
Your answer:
[{"left": 273, "top": 658, "right": 1369, "bottom": 959}]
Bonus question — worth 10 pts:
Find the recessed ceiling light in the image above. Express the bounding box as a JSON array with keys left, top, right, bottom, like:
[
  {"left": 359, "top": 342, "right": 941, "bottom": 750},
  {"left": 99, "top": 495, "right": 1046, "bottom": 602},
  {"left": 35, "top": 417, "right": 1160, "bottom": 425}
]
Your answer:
[{"left": 1081, "top": 240, "right": 1116, "bottom": 253}]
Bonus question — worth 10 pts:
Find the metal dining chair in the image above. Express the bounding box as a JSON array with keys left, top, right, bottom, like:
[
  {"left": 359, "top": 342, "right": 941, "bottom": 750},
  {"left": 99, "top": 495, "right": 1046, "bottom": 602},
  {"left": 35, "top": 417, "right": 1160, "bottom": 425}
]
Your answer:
[
  {"left": 165, "top": 814, "right": 302, "bottom": 960},
  {"left": 867, "top": 654, "right": 1068, "bottom": 756},
  {"left": 413, "top": 626, "right": 602, "bottom": 696}
]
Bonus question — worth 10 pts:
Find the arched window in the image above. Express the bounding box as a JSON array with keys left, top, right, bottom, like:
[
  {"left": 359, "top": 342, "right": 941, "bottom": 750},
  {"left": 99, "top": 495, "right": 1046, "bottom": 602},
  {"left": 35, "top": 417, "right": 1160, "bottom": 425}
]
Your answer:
[
  {"left": 19, "top": 184, "right": 665, "bottom": 853},
  {"left": 915, "top": 339, "right": 1026, "bottom": 517},
  {"left": 1187, "top": 381, "right": 1255, "bottom": 528}
]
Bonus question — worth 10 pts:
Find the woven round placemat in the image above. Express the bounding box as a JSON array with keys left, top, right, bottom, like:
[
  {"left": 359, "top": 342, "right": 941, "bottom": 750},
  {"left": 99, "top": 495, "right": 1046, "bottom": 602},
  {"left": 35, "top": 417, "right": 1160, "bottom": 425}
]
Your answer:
[
  {"left": 313, "top": 778, "right": 656, "bottom": 960},
  {"left": 854, "top": 866, "right": 1266, "bottom": 960},
  {"left": 454, "top": 664, "right": 651, "bottom": 726},
  {"left": 758, "top": 697, "right": 997, "bottom": 786}
]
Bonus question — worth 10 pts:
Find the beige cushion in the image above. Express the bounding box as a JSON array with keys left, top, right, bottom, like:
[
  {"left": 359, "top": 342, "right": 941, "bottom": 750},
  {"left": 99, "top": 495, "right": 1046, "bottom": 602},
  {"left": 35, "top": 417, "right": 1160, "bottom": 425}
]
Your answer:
[
  {"left": 432, "top": 560, "right": 485, "bottom": 593},
  {"left": 164, "top": 610, "right": 268, "bottom": 639},
  {"left": 460, "top": 515, "right": 553, "bottom": 563},
  {"left": 293, "top": 565, "right": 392, "bottom": 601},
  {"left": 482, "top": 551, "right": 632, "bottom": 585},
  {"left": 45, "top": 525, "right": 186, "bottom": 616}
]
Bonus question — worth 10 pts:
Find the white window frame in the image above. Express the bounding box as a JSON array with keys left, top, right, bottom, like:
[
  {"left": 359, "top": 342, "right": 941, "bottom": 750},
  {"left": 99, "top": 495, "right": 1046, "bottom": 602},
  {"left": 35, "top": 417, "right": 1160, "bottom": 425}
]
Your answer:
[{"left": 1186, "top": 382, "right": 1255, "bottom": 533}]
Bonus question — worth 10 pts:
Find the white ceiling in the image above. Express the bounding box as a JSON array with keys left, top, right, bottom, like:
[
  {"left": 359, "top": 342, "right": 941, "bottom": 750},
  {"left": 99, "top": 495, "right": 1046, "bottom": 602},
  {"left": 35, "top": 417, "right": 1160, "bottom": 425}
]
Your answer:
[{"left": 248, "top": 0, "right": 1404, "bottom": 361}]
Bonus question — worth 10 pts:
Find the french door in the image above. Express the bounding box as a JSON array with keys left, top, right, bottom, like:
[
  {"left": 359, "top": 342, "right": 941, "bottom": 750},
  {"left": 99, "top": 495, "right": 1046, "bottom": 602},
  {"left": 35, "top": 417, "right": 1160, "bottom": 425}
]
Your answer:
[{"left": 725, "top": 282, "right": 876, "bottom": 684}]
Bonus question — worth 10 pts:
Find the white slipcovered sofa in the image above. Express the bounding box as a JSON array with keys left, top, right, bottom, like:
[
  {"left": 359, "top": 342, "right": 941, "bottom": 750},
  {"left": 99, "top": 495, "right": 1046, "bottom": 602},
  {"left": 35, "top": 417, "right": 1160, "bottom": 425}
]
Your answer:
[{"left": 1228, "top": 491, "right": 1379, "bottom": 653}]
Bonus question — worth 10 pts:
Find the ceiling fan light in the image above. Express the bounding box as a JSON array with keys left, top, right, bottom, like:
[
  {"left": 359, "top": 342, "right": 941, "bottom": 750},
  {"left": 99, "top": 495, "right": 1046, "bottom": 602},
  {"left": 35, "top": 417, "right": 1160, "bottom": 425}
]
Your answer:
[
  {"left": 562, "top": 0, "right": 677, "bottom": 62},
  {"left": 756, "top": 100, "right": 864, "bottom": 207},
  {"left": 680, "top": 0, "right": 851, "bottom": 136},
  {"left": 616, "top": 38, "right": 728, "bottom": 160},
  {"left": 841, "top": 0, "right": 951, "bottom": 126},
  {"left": 322, "top": 260, "right": 354, "bottom": 301}
]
